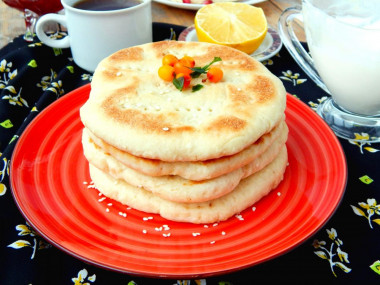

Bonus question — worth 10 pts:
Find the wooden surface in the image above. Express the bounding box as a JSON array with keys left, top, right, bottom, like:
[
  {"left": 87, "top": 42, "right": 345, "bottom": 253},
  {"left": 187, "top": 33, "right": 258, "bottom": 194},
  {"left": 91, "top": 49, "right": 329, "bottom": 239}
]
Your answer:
[{"left": 0, "top": 0, "right": 303, "bottom": 48}]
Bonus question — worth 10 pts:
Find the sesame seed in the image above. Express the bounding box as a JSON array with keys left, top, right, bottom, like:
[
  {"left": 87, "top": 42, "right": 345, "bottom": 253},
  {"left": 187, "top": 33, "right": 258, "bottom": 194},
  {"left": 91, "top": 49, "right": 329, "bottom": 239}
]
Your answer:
[
  {"left": 235, "top": 214, "right": 244, "bottom": 221},
  {"left": 107, "top": 203, "right": 113, "bottom": 206},
  {"left": 98, "top": 197, "right": 106, "bottom": 202},
  {"left": 221, "top": 231, "right": 226, "bottom": 236},
  {"left": 277, "top": 192, "right": 281, "bottom": 196},
  {"left": 252, "top": 207, "right": 256, "bottom": 211},
  {"left": 210, "top": 241, "right": 216, "bottom": 244},
  {"left": 143, "top": 217, "right": 153, "bottom": 221},
  {"left": 106, "top": 208, "right": 110, "bottom": 212},
  {"left": 142, "top": 230, "right": 147, "bottom": 234},
  {"left": 192, "top": 232, "right": 201, "bottom": 237},
  {"left": 163, "top": 233, "right": 171, "bottom": 237},
  {"left": 162, "top": 127, "right": 170, "bottom": 131},
  {"left": 116, "top": 72, "right": 122, "bottom": 76}
]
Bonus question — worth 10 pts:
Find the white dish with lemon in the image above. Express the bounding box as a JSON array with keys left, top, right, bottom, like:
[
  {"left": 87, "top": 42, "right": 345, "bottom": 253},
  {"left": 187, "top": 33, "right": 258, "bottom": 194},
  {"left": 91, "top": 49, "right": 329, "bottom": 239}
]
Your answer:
[
  {"left": 179, "top": 26, "right": 282, "bottom": 62},
  {"left": 153, "top": 0, "right": 266, "bottom": 11},
  {"left": 179, "top": 3, "right": 282, "bottom": 61}
]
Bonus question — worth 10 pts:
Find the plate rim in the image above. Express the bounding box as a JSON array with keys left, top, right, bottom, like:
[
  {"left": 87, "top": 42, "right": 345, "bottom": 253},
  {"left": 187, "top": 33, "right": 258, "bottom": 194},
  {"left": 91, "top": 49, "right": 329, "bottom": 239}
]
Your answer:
[
  {"left": 10, "top": 84, "right": 347, "bottom": 278},
  {"left": 153, "top": 0, "right": 267, "bottom": 10}
]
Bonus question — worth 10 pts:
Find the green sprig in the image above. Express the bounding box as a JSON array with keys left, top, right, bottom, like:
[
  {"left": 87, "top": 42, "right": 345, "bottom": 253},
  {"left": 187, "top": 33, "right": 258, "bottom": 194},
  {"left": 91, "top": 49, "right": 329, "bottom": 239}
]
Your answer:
[
  {"left": 190, "top": 57, "right": 222, "bottom": 78},
  {"left": 173, "top": 57, "right": 222, "bottom": 92}
]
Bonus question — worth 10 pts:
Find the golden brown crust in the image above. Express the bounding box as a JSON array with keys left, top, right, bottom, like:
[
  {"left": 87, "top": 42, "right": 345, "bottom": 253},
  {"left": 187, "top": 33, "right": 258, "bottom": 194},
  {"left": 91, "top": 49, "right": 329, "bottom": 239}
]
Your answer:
[{"left": 80, "top": 41, "right": 286, "bottom": 161}]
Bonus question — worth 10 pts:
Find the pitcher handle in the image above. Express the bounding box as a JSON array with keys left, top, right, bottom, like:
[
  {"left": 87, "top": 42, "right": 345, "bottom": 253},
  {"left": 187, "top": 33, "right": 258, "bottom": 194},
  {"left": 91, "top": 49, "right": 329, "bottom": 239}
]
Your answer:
[{"left": 278, "top": 6, "right": 329, "bottom": 94}]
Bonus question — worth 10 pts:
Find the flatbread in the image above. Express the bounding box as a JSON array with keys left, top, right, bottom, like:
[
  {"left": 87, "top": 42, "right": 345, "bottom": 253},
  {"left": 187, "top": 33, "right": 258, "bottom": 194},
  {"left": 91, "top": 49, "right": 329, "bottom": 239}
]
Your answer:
[
  {"left": 80, "top": 41, "right": 286, "bottom": 161},
  {"left": 89, "top": 146, "right": 288, "bottom": 224},
  {"left": 83, "top": 120, "right": 288, "bottom": 180},
  {"left": 83, "top": 128, "right": 287, "bottom": 203}
]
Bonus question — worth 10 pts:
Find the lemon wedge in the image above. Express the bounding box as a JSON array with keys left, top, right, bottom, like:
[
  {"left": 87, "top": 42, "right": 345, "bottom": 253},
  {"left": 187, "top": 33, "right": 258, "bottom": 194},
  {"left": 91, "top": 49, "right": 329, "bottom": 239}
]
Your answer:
[{"left": 194, "top": 3, "right": 268, "bottom": 54}]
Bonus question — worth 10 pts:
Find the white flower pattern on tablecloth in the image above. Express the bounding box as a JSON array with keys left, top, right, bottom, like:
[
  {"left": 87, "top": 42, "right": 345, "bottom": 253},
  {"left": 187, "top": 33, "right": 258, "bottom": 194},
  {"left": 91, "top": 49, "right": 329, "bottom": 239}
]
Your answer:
[
  {"left": 312, "top": 228, "right": 351, "bottom": 277},
  {"left": 279, "top": 70, "right": 307, "bottom": 86},
  {"left": 8, "top": 222, "right": 51, "bottom": 259},
  {"left": 351, "top": 198, "right": 380, "bottom": 229},
  {"left": 72, "top": 269, "right": 96, "bottom": 285}
]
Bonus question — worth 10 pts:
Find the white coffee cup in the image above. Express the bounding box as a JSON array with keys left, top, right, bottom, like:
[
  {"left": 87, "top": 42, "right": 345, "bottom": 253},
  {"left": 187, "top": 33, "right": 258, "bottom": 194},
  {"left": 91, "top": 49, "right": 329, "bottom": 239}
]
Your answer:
[
  {"left": 278, "top": 0, "right": 380, "bottom": 142},
  {"left": 36, "top": 0, "right": 152, "bottom": 72}
]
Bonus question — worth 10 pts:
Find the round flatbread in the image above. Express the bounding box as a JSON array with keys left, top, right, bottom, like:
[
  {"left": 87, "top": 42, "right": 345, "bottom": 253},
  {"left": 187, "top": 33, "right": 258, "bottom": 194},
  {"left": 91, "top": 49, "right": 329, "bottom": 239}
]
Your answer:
[
  {"left": 80, "top": 41, "right": 286, "bottom": 161},
  {"left": 89, "top": 146, "right": 288, "bottom": 224},
  {"left": 83, "top": 120, "right": 287, "bottom": 180},
  {"left": 82, "top": 128, "right": 287, "bottom": 203}
]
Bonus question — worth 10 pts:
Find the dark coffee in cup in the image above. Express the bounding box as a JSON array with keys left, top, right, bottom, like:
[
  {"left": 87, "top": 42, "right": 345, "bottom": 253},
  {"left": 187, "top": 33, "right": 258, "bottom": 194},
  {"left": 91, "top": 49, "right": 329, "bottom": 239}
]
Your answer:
[{"left": 73, "top": 0, "right": 141, "bottom": 11}]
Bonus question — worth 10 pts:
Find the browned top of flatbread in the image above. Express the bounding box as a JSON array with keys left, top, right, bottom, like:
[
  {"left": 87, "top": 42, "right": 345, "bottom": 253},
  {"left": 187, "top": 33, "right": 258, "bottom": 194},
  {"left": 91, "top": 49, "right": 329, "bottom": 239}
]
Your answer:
[{"left": 80, "top": 41, "right": 286, "bottom": 161}]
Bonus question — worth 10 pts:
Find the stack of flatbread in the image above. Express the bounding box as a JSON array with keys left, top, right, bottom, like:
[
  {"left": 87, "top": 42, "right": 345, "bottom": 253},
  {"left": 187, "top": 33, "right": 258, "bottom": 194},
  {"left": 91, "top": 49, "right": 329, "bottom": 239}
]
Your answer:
[{"left": 80, "top": 41, "right": 288, "bottom": 224}]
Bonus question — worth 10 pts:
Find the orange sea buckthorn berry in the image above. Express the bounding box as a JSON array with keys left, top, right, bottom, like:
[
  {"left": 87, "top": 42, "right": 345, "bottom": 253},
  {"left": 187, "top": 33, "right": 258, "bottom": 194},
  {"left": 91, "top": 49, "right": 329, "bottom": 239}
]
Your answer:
[
  {"left": 176, "top": 73, "right": 191, "bottom": 89},
  {"left": 162, "top": 54, "right": 178, "bottom": 66},
  {"left": 207, "top": 67, "right": 223, "bottom": 83},
  {"left": 158, "top": 65, "right": 175, "bottom": 81},
  {"left": 179, "top": 56, "right": 195, "bottom": 68},
  {"left": 174, "top": 61, "right": 192, "bottom": 76}
]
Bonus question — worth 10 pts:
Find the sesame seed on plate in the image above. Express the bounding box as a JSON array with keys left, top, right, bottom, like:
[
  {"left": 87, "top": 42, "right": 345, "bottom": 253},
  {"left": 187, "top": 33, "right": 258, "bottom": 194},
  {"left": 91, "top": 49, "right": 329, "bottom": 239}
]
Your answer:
[
  {"left": 235, "top": 214, "right": 244, "bottom": 221},
  {"left": 143, "top": 217, "right": 153, "bottom": 221}
]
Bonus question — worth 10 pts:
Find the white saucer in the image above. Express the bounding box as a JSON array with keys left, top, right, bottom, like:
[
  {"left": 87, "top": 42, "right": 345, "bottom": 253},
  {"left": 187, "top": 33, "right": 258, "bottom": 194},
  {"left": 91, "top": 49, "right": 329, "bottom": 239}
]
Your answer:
[
  {"left": 153, "top": 0, "right": 266, "bottom": 11},
  {"left": 178, "top": 26, "right": 282, "bottom": 62}
]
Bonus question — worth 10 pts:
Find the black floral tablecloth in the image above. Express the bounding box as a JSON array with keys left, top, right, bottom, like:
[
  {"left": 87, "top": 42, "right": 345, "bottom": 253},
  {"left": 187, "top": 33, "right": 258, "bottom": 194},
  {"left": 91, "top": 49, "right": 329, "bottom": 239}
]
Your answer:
[{"left": 1, "top": 23, "right": 379, "bottom": 284}]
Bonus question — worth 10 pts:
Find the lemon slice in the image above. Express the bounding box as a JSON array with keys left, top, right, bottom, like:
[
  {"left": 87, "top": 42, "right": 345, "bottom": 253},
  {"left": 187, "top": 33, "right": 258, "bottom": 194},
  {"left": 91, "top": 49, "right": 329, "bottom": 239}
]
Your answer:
[{"left": 194, "top": 3, "right": 268, "bottom": 54}]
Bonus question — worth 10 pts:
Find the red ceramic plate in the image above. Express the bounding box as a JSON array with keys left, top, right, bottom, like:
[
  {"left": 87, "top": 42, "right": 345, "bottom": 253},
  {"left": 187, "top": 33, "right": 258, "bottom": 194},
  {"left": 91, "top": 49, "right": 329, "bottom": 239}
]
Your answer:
[{"left": 10, "top": 84, "right": 347, "bottom": 278}]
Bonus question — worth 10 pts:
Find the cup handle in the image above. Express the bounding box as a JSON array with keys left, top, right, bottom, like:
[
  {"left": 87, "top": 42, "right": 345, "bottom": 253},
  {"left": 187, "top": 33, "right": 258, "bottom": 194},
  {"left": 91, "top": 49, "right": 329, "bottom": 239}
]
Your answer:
[
  {"left": 36, "top": 14, "right": 70, "bottom": 49},
  {"left": 278, "top": 6, "right": 329, "bottom": 94}
]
